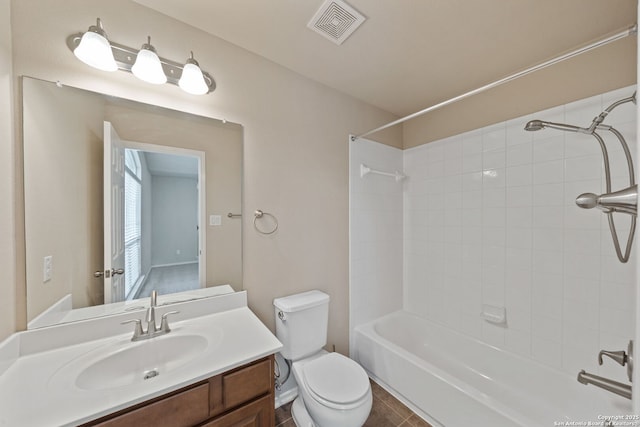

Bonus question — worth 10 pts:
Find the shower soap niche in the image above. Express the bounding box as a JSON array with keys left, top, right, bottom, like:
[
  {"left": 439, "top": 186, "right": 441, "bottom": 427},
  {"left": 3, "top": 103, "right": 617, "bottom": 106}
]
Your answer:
[{"left": 481, "top": 304, "right": 506, "bottom": 325}]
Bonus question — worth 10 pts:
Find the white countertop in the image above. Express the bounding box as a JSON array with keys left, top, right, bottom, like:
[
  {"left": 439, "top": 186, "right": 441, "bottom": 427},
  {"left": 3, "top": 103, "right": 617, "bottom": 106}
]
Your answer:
[{"left": 0, "top": 293, "right": 282, "bottom": 427}]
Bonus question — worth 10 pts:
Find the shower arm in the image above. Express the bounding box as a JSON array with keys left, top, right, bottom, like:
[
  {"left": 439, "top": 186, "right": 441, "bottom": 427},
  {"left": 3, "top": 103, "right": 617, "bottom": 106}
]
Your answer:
[{"left": 588, "top": 93, "right": 637, "bottom": 133}]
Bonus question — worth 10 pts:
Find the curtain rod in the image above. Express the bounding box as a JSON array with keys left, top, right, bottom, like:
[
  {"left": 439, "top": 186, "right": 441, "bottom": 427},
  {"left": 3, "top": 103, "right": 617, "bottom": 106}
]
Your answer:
[{"left": 352, "top": 24, "right": 637, "bottom": 142}]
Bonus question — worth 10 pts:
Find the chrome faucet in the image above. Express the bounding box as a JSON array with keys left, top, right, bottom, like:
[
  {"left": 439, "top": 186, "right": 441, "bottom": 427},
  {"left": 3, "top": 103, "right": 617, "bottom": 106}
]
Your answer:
[
  {"left": 577, "top": 370, "right": 631, "bottom": 400},
  {"left": 146, "top": 290, "right": 159, "bottom": 334},
  {"left": 122, "top": 290, "right": 179, "bottom": 341}
]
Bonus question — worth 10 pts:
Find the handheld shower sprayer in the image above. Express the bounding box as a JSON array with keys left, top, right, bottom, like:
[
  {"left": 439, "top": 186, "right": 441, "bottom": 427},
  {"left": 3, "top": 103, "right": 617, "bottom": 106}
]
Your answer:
[
  {"left": 524, "top": 120, "right": 586, "bottom": 134},
  {"left": 524, "top": 92, "right": 637, "bottom": 263}
]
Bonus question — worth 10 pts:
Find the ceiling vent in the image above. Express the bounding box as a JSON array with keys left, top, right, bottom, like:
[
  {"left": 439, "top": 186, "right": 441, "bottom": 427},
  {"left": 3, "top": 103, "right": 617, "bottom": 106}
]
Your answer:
[{"left": 307, "top": 0, "right": 366, "bottom": 45}]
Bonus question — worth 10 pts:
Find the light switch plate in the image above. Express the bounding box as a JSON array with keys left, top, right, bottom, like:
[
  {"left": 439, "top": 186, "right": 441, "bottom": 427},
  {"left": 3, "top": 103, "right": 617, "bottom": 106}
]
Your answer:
[
  {"left": 209, "top": 215, "right": 222, "bottom": 226},
  {"left": 43, "top": 255, "right": 52, "bottom": 283}
]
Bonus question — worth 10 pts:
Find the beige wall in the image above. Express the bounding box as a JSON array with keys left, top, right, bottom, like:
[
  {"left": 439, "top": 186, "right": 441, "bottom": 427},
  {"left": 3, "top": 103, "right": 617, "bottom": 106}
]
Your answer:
[
  {"left": 23, "top": 79, "right": 105, "bottom": 319},
  {"left": 9, "top": 0, "right": 401, "bottom": 352},
  {"left": 0, "top": 0, "right": 16, "bottom": 340},
  {"left": 402, "top": 37, "right": 637, "bottom": 147}
]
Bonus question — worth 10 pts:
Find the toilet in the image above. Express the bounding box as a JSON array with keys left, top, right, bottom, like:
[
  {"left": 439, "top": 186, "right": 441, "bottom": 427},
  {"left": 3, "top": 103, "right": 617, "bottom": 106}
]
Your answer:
[{"left": 274, "top": 290, "right": 372, "bottom": 427}]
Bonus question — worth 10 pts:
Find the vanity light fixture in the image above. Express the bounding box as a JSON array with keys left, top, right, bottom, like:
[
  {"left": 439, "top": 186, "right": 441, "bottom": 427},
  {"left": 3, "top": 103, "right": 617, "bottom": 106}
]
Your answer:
[
  {"left": 131, "top": 37, "right": 167, "bottom": 85},
  {"left": 67, "top": 18, "right": 216, "bottom": 95},
  {"left": 179, "top": 52, "right": 208, "bottom": 95},
  {"left": 72, "top": 18, "right": 118, "bottom": 72}
]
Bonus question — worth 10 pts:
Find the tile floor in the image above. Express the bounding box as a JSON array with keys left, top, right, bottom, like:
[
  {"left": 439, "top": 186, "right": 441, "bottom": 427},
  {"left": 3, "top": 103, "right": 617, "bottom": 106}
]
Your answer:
[{"left": 275, "top": 379, "right": 432, "bottom": 427}]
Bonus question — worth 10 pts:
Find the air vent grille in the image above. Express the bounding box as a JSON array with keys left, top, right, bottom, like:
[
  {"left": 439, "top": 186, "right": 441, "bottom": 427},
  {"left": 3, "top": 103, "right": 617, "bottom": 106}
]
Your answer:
[{"left": 307, "top": 0, "right": 366, "bottom": 45}]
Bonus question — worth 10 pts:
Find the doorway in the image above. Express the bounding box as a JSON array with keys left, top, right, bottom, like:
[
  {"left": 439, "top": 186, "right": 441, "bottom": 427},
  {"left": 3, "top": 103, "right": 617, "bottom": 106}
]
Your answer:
[
  {"left": 123, "top": 145, "right": 206, "bottom": 300},
  {"left": 104, "top": 122, "right": 206, "bottom": 303}
]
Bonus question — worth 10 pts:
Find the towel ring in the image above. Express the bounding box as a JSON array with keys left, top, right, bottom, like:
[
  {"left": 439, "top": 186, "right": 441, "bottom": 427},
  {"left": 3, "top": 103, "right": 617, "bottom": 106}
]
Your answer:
[{"left": 254, "top": 210, "right": 278, "bottom": 235}]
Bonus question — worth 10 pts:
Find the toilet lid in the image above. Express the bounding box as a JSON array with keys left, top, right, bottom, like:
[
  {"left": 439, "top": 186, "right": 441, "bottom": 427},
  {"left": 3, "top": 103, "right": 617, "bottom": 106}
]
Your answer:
[{"left": 302, "top": 353, "right": 370, "bottom": 406}]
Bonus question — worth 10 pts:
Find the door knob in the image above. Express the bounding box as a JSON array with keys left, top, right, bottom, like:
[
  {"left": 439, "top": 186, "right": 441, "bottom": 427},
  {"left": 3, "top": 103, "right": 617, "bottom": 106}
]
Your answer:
[{"left": 93, "top": 268, "right": 125, "bottom": 278}]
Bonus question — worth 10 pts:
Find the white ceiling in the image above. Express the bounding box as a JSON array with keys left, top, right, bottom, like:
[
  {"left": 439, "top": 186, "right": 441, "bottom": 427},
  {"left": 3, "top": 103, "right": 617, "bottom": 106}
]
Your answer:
[
  {"left": 133, "top": 0, "right": 636, "bottom": 117},
  {"left": 141, "top": 151, "right": 198, "bottom": 178}
]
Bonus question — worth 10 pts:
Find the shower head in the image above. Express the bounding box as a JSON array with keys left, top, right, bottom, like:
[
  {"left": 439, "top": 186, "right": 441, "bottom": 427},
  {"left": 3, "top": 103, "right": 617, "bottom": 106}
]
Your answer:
[
  {"left": 524, "top": 120, "right": 545, "bottom": 131},
  {"left": 524, "top": 119, "right": 584, "bottom": 133}
]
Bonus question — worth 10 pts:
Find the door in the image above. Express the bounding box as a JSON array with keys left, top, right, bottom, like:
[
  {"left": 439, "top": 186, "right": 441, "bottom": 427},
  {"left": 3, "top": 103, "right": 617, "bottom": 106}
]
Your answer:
[{"left": 103, "top": 121, "right": 126, "bottom": 303}]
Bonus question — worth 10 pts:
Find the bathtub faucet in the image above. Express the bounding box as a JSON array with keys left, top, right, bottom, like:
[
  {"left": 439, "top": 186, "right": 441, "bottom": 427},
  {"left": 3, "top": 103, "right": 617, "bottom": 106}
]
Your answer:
[{"left": 577, "top": 370, "right": 631, "bottom": 399}]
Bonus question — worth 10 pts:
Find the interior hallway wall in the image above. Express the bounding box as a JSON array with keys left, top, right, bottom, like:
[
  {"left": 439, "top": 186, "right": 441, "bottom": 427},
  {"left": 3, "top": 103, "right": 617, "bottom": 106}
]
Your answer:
[
  {"left": 151, "top": 175, "right": 199, "bottom": 266},
  {"left": 403, "top": 85, "right": 637, "bottom": 383}
]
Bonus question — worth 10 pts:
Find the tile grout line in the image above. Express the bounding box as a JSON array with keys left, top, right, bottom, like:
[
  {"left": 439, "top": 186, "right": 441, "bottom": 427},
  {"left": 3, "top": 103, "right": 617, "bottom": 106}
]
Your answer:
[{"left": 377, "top": 395, "right": 414, "bottom": 426}]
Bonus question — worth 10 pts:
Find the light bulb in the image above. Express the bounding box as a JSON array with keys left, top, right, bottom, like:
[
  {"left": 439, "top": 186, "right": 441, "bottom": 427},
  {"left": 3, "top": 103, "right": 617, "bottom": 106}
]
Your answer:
[
  {"left": 131, "top": 37, "right": 167, "bottom": 85},
  {"left": 179, "top": 53, "right": 208, "bottom": 95},
  {"left": 73, "top": 18, "right": 117, "bottom": 72}
]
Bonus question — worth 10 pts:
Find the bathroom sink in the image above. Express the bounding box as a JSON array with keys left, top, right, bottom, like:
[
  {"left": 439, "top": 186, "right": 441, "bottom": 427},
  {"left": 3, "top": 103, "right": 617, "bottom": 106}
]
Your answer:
[
  {"left": 76, "top": 334, "right": 208, "bottom": 390},
  {"left": 49, "top": 333, "right": 210, "bottom": 391}
]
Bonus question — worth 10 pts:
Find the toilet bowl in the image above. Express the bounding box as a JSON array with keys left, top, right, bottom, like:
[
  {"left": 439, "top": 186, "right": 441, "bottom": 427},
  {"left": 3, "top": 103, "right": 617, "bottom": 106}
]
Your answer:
[
  {"left": 273, "top": 290, "right": 372, "bottom": 427},
  {"left": 291, "top": 352, "right": 372, "bottom": 427}
]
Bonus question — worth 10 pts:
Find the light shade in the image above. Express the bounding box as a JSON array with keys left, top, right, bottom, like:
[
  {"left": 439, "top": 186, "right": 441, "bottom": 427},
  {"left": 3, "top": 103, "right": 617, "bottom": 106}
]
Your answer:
[
  {"left": 179, "top": 53, "right": 208, "bottom": 95},
  {"left": 131, "top": 38, "right": 167, "bottom": 85},
  {"left": 73, "top": 19, "right": 117, "bottom": 72}
]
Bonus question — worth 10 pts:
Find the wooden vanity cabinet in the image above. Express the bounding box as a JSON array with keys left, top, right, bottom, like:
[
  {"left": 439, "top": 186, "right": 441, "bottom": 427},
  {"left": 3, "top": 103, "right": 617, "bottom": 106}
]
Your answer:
[{"left": 83, "top": 355, "right": 275, "bottom": 427}]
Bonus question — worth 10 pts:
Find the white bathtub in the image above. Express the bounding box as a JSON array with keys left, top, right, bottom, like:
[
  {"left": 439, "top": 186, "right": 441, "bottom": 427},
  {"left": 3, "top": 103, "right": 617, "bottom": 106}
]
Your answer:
[{"left": 353, "top": 311, "right": 633, "bottom": 426}]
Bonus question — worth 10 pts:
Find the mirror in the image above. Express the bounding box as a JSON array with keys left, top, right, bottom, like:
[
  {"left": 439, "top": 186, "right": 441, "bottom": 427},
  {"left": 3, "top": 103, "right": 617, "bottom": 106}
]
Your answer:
[{"left": 22, "top": 77, "right": 243, "bottom": 328}]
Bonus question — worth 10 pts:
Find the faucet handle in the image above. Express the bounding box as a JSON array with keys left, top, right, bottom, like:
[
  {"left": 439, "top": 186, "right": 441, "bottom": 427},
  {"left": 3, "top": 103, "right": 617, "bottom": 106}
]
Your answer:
[
  {"left": 160, "top": 311, "right": 180, "bottom": 333},
  {"left": 121, "top": 318, "right": 145, "bottom": 340},
  {"left": 598, "top": 350, "right": 628, "bottom": 367},
  {"left": 597, "top": 341, "right": 634, "bottom": 382}
]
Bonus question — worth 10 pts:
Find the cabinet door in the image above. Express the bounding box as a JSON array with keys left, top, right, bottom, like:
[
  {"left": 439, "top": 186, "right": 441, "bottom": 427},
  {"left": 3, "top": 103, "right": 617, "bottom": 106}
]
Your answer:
[
  {"left": 201, "top": 395, "right": 273, "bottom": 427},
  {"left": 92, "top": 383, "right": 210, "bottom": 427},
  {"left": 210, "top": 357, "right": 274, "bottom": 417},
  {"left": 223, "top": 358, "right": 272, "bottom": 409}
]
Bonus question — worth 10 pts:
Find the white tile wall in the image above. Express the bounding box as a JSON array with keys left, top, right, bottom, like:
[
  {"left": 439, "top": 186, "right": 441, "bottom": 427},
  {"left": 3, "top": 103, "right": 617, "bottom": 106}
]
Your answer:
[
  {"left": 402, "top": 86, "right": 637, "bottom": 380},
  {"left": 349, "top": 138, "right": 404, "bottom": 353}
]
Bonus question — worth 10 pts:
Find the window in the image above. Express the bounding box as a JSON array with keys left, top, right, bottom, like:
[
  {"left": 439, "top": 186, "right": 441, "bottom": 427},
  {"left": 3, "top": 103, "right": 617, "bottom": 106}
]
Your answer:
[{"left": 124, "top": 150, "right": 142, "bottom": 298}]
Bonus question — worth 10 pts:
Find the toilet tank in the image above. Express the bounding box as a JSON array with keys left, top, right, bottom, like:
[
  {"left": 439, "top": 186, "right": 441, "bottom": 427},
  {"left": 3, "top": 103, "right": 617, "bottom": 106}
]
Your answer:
[{"left": 273, "top": 290, "right": 330, "bottom": 361}]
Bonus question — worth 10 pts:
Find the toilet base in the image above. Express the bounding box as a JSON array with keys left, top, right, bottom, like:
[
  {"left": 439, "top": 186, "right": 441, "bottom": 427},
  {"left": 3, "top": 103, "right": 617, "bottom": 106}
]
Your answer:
[{"left": 291, "top": 397, "right": 315, "bottom": 427}]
